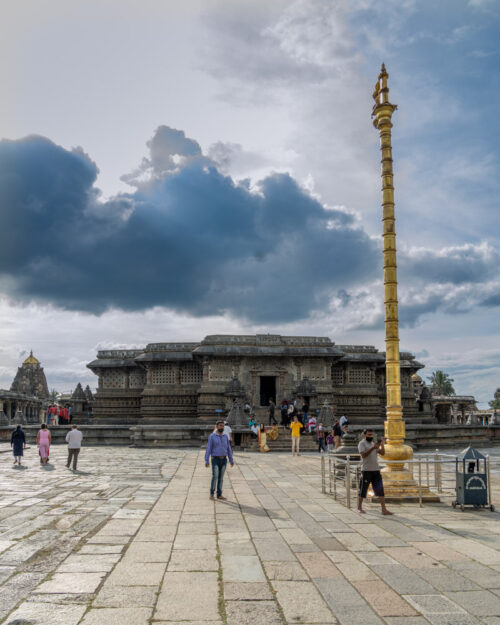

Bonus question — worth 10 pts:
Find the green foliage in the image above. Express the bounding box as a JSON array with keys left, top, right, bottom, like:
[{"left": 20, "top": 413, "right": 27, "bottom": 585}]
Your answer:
[
  {"left": 49, "top": 389, "right": 60, "bottom": 403},
  {"left": 427, "top": 370, "right": 456, "bottom": 396},
  {"left": 489, "top": 388, "right": 500, "bottom": 409}
]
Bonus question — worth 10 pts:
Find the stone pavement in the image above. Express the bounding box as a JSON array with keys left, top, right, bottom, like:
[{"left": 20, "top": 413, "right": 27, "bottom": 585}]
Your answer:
[{"left": 0, "top": 444, "right": 500, "bottom": 624}]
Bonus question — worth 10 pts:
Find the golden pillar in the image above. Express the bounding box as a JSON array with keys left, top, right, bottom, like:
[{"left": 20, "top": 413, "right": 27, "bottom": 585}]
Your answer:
[{"left": 372, "top": 64, "right": 438, "bottom": 501}]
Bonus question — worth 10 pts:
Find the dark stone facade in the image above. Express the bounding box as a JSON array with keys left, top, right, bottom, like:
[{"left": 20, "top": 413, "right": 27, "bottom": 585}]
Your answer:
[{"left": 87, "top": 334, "right": 429, "bottom": 424}]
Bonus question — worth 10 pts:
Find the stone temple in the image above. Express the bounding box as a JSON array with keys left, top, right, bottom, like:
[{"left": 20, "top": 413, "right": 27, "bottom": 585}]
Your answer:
[
  {"left": 0, "top": 352, "right": 49, "bottom": 423},
  {"left": 87, "top": 334, "right": 431, "bottom": 425}
]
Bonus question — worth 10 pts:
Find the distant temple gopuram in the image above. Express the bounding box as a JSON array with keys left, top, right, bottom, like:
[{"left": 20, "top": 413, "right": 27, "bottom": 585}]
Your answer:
[
  {"left": 0, "top": 352, "right": 49, "bottom": 423},
  {"left": 87, "top": 334, "right": 438, "bottom": 424}
]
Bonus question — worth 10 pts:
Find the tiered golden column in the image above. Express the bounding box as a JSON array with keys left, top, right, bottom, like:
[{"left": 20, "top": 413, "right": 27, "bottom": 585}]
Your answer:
[{"left": 372, "top": 64, "right": 438, "bottom": 501}]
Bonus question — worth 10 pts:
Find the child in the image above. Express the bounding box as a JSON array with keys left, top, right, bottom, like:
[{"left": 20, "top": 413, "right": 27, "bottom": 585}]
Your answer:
[{"left": 326, "top": 431, "right": 334, "bottom": 452}]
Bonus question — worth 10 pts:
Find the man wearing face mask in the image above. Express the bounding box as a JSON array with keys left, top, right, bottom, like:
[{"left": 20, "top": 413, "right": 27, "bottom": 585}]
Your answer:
[
  {"left": 357, "top": 429, "right": 392, "bottom": 515},
  {"left": 205, "top": 419, "right": 234, "bottom": 500}
]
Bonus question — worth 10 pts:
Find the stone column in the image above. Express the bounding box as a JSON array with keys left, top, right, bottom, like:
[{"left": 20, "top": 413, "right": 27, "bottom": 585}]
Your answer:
[
  {"left": 124, "top": 370, "right": 130, "bottom": 389},
  {"left": 279, "top": 371, "right": 286, "bottom": 403},
  {"left": 202, "top": 358, "right": 209, "bottom": 380},
  {"left": 250, "top": 372, "right": 257, "bottom": 409},
  {"left": 295, "top": 359, "right": 302, "bottom": 383},
  {"left": 174, "top": 364, "right": 181, "bottom": 385}
]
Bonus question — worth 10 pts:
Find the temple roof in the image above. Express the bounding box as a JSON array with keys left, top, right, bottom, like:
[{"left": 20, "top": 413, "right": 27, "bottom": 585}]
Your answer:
[
  {"left": 23, "top": 351, "right": 40, "bottom": 366},
  {"left": 71, "top": 383, "right": 86, "bottom": 400}
]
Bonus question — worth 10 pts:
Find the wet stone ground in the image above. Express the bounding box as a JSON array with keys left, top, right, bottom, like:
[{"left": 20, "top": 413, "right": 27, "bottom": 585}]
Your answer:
[{"left": 0, "top": 444, "right": 499, "bottom": 625}]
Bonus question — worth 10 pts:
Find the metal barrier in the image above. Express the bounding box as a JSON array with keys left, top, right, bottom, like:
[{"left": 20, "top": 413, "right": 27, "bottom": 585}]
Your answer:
[
  {"left": 321, "top": 454, "right": 361, "bottom": 509},
  {"left": 321, "top": 449, "right": 494, "bottom": 509}
]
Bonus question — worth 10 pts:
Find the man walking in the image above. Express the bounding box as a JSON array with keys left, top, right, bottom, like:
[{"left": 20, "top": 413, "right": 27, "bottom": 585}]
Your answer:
[
  {"left": 65, "top": 424, "right": 83, "bottom": 471},
  {"left": 289, "top": 414, "right": 303, "bottom": 456},
  {"left": 357, "top": 429, "right": 392, "bottom": 515},
  {"left": 205, "top": 419, "right": 234, "bottom": 500}
]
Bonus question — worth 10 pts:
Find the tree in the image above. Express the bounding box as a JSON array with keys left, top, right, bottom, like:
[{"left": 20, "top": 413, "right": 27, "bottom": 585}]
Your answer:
[
  {"left": 49, "top": 389, "right": 60, "bottom": 403},
  {"left": 489, "top": 388, "right": 500, "bottom": 410},
  {"left": 427, "top": 370, "right": 455, "bottom": 396}
]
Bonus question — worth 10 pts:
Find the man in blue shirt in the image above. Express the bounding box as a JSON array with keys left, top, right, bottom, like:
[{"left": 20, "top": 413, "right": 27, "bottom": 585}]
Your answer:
[{"left": 205, "top": 419, "right": 234, "bottom": 500}]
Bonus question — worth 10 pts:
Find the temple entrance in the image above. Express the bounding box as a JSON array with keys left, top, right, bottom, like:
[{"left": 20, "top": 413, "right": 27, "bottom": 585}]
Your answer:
[
  {"left": 260, "top": 376, "right": 276, "bottom": 407},
  {"left": 435, "top": 404, "right": 451, "bottom": 424}
]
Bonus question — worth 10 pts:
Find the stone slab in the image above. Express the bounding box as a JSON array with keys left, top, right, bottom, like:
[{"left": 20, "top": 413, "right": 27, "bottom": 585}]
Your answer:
[
  {"left": 80, "top": 607, "right": 152, "bottom": 624},
  {"left": 354, "top": 580, "right": 417, "bottom": 617},
  {"left": 106, "top": 561, "right": 165, "bottom": 586},
  {"left": 168, "top": 548, "right": 218, "bottom": 571},
  {"left": 156, "top": 572, "right": 219, "bottom": 621},
  {"left": 37, "top": 572, "right": 105, "bottom": 594},
  {"left": 224, "top": 582, "right": 274, "bottom": 601},
  {"left": 225, "top": 600, "right": 283, "bottom": 625},
  {"left": 296, "top": 551, "right": 342, "bottom": 578},
  {"left": 445, "top": 590, "right": 500, "bottom": 616},
  {"left": 273, "top": 580, "right": 336, "bottom": 623},
  {"left": 5, "top": 601, "right": 86, "bottom": 625},
  {"left": 315, "top": 577, "right": 385, "bottom": 625},
  {"left": 404, "top": 594, "right": 466, "bottom": 614},
  {"left": 93, "top": 584, "right": 158, "bottom": 607},
  {"left": 221, "top": 555, "right": 265, "bottom": 582},
  {"left": 263, "top": 560, "right": 309, "bottom": 581}
]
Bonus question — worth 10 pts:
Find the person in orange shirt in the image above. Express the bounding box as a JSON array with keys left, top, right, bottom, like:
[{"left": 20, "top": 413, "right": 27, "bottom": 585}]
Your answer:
[{"left": 289, "top": 415, "right": 304, "bottom": 456}]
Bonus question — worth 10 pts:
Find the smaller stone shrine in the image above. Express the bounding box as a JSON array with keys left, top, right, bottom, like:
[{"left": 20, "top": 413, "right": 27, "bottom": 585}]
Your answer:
[{"left": 0, "top": 352, "right": 49, "bottom": 423}]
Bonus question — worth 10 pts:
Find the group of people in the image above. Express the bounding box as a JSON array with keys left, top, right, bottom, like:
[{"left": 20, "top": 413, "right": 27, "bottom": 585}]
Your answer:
[
  {"left": 10, "top": 424, "right": 84, "bottom": 470},
  {"left": 204, "top": 417, "right": 392, "bottom": 515},
  {"left": 45, "top": 404, "right": 72, "bottom": 426}
]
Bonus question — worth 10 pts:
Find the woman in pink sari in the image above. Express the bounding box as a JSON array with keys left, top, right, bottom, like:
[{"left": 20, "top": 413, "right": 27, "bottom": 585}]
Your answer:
[{"left": 36, "top": 423, "right": 51, "bottom": 465}]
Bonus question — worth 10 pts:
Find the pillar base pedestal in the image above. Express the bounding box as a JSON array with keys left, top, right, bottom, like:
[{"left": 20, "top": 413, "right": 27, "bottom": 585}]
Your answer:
[{"left": 370, "top": 468, "right": 440, "bottom": 503}]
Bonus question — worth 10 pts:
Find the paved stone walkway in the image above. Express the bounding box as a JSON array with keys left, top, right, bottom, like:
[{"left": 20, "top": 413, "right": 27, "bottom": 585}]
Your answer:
[{"left": 0, "top": 445, "right": 500, "bottom": 624}]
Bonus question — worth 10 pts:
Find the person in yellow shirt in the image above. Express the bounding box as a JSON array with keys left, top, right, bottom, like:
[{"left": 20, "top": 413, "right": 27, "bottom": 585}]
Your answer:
[{"left": 289, "top": 415, "right": 304, "bottom": 456}]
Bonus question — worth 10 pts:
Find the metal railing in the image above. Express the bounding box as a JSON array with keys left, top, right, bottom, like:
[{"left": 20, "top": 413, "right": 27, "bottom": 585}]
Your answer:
[{"left": 321, "top": 450, "right": 494, "bottom": 509}]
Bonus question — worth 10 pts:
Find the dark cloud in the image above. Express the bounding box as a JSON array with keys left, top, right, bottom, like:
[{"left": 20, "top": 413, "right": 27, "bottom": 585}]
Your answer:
[
  {"left": 480, "top": 293, "right": 500, "bottom": 307},
  {"left": 399, "top": 243, "right": 500, "bottom": 285},
  {"left": 0, "top": 128, "right": 380, "bottom": 323}
]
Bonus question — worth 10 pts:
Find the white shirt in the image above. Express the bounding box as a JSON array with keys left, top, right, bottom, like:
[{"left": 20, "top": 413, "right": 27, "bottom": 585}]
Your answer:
[
  {"left": 339, "top": 415, "right": 348, "bottom": 427},
  {"left": 224, "top": 425, "right": 232, "bottom": 438},
  {"left": 66, "top": 429, "right": 83, "bottom": 449}
]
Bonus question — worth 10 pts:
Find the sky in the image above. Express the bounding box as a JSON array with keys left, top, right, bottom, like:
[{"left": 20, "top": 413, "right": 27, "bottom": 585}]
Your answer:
[{"left": 0, "top": 0, "right": 499, "bottom": 407}]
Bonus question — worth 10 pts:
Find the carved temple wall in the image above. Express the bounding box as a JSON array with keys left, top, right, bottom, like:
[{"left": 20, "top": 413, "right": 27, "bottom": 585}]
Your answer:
[{"left": 87, "top": 335, "right": 429, "bottom": 424}]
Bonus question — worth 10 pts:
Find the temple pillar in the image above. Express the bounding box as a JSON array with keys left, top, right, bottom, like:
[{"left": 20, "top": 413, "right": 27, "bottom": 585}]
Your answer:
[
  {"left": 174, "top": 364, "right": 181, "bottom": 385},
  {"left": 250, "top": 372, "right": 257, "bottom": 408},
  {"left": 279, "top": 371, "right": 286, "bottom": 403},
  {"left": 202, "top": 358, "right": 209, "bottom": 380},
  {"left": 124, "top": 370, "right": 130, "bottom": 389},
  {"left": 295, "top": 359, "right": 302, "bottom": 383}
]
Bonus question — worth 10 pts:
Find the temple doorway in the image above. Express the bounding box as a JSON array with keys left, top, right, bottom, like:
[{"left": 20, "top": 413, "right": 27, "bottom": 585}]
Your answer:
[{"left": 260, "top": 376, "right": 276, "bottom": 407}]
